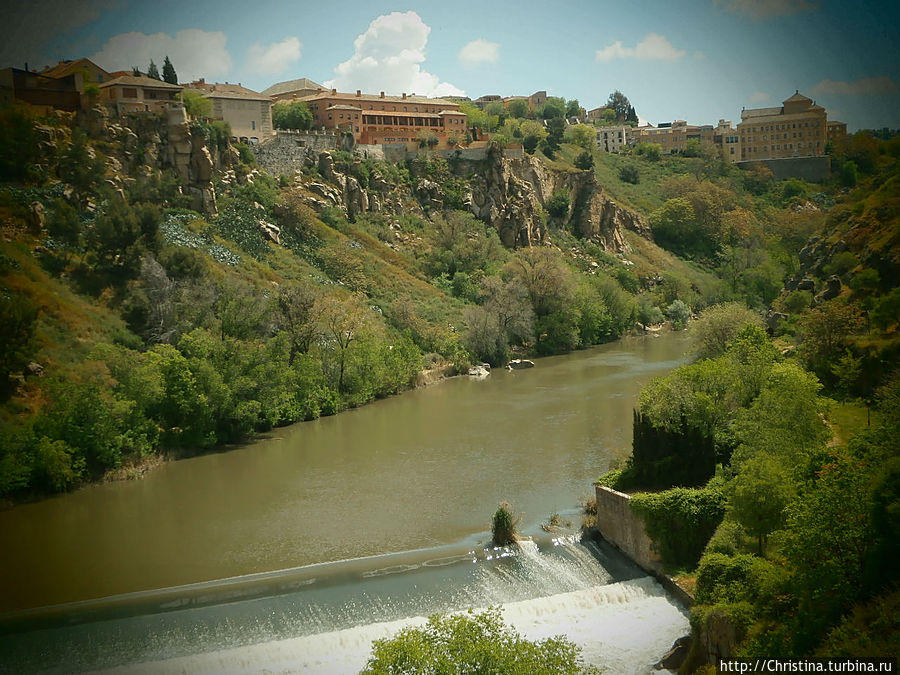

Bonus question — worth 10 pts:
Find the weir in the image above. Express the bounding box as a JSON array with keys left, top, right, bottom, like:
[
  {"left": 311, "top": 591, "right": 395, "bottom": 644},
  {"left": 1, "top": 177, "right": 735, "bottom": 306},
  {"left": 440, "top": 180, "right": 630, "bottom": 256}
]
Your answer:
[{"left": 0, "top": 534, "right": 688, "bottom": 674}]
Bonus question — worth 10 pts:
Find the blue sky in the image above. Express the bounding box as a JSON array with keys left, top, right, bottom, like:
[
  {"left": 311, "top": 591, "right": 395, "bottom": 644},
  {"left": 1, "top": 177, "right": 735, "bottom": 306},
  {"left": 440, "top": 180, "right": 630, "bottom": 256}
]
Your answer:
[{"left": 2, "top": 0, "right": 898, "bottom": 130}]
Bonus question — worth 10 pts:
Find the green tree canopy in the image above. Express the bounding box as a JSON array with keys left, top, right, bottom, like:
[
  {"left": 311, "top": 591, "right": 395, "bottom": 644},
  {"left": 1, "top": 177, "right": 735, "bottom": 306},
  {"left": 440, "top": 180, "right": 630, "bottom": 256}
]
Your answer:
[
  {"left": 272, "top": 100, "right": 313, "bottom": 131},
  {"left": 606, "top": 90, "right": 632, "bottom": 121},
  {"left": 147, "top": 59, "right": 160, "bottom": 80},
  {"left": 362, "top": 608, "right": 597, "bottom": 675},
  {"left": 181, "top": 89, "right": 212, "bottom": 119},
  {"left": 162, "top": 56, "right": 177, "bottom": 84}
]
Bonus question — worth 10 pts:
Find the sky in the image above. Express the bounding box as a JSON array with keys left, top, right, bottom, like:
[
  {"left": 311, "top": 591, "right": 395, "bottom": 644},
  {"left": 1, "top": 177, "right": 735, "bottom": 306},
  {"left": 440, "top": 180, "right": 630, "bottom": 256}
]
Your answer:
[{"left": 1, "top": 0, "right": 899, "bottom": 131}]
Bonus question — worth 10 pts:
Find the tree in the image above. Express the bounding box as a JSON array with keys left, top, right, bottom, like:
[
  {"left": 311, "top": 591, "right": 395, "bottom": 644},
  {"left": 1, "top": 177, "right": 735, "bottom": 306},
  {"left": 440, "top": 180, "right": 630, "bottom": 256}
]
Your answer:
[
  {"left": 0, "top": 291, "right": 38, "bottom": 395},
  {"left": 606, "top": 90, "right": 631, "bottom": 122},
  {"left": 272, "top": 100, "right": 313, "bottom": 131},
  {"left": 567, "top": 123, "right": 596, "bottom": 150},
  {"left": 424, "top": 210, "right": 505, "bottom": 279},
  {"left": 275, "top": 283, "right": 321, "bottom": 364},
  {"left": 539, "top": 97, "right": 566, "bottom": 120},
  {"left": 618, "top": 164, "right": 640, "bottom": 184},
  {"left": 727, "top": 454, "right": 794, "bottom": 554},
  {"left": 362, "top": 607, "right": 597, "bottom": 675},
  {"left": 181, "top": 89, "right": 212, "bottom": 119},
  {"left": 692, "top": 302, "right": 764, "bottom": 360},
  {"left": 797, "top": 300, "right": 866, "bottom": 377},
  {"left": 146, "top": 59, "right": 160, "bottom": 80},
  {"left": 541, "top": 117, "right": 565, "bottom": 157},
  {"left": 507, "top": 98, "right": 529, "bottom": 118},
  {"left": 666, "top": 299, "right": 691, "bottom": 329},
  {"left": 635, "top": 142, "right": 661, "bottom": 161},
  {"left": 650, "top": 197, "right": 696, "bottom": 255},
  {"left": 574, "top": 151, "right": 594, "bottom": 171},
  {"left": 625, "top": 104, "right": 638, "bottom": 124},
  {"left": 316, "top": 293, "right": 371, "bottom": 393},
  {"left": 131, "top": 66, "right": 141, "bottom": 77},
  {"left": 566, "top": 98, "right": 583, "bottom": 118},
  {"left": 162, "top": 56, "right": 177, "bottom": 84}
]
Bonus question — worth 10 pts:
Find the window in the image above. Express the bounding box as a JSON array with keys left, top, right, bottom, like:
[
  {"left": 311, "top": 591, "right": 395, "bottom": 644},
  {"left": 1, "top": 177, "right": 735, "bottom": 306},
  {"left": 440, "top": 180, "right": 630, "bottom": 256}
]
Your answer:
[
  {"left": 122, "top": 87, "right": 137, "bottom": 98},
  {"left": 251, "top": 120, "right": 256, "bottom": 130}
]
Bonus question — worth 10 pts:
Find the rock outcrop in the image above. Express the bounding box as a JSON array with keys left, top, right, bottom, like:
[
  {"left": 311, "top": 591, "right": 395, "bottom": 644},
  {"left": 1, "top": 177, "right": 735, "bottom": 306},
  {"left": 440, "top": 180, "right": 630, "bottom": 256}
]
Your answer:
[
  {"left": 467, "top": 153, "right": 646, "bottom": 254},
  {"left": 291, "top": 149, "right": 644, "bottom": 256},
  {"left": 73, "top": 104, "right": 220, "bottom": 217}
]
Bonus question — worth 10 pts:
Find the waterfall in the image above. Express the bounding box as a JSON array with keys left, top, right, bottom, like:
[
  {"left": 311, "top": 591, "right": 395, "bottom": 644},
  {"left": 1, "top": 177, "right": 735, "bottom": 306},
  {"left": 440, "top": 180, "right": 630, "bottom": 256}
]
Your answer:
[{"left": 18, "top": 537, "right": 686, "bottom": 675}]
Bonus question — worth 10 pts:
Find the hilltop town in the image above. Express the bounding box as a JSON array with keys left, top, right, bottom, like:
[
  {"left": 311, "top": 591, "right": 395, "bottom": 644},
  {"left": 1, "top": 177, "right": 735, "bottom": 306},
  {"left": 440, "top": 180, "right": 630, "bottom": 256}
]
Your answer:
[{"left": 1, "top": 55, "right": 846, "bottom": 182}]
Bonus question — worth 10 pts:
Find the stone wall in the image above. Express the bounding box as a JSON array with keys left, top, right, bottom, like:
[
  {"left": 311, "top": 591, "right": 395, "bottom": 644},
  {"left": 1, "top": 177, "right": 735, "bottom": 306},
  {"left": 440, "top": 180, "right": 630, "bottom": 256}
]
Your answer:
[
  {"left": 737, "top": 155, "right": 831, "bottom": 182},
  {"left": 252, "top": 130, "right": 340, "bottom": 176},
  {"left": 594, "top": 485, "right": 663, "bottom": 574}
]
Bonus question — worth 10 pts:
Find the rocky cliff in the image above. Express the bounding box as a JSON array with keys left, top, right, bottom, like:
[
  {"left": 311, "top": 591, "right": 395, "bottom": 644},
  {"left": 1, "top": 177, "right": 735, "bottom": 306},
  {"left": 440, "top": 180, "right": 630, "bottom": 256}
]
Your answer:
[
  {"left": 74, "top": 104, "right": 223, "bottom": 216},
  {"left": 289, "top": 149, "right": 648, "bottom": 255}
]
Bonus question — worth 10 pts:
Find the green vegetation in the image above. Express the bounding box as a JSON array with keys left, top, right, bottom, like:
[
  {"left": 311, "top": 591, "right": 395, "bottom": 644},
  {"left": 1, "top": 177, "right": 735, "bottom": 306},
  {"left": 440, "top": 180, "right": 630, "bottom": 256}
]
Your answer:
[
  {"left": 491, "top": 501, "right": 519, "bottom": 546},
  {"left": 272, "top": 99, "right": 313, "bottom": 131},
  {"left": 362, "top": 607, "right": 599, "bottom": 674},
  {"left": 161, "top": 56, "right": 177, "bottom": 85},
  {"left": 181, "top": 89, "right": 212, "bottom": 119}
]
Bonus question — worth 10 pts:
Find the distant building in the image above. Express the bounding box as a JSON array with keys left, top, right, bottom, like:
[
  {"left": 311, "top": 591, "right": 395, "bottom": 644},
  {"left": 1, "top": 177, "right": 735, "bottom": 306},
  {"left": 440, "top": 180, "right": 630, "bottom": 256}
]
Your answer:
[
  {"left": 738, "top": 91, "right": 826, "bottom": 161},
  {"left": 473, "top": 94, "right": 501, "bottom": 110},
  {"left": 0, "top": 67, "right": 81, "bottom": 112},
  {"left": 0, "top": 58, "right": 111, "bottom": 113},
  {"left": 596, "top": 125, "right": 631, "bottom": 153},
  {"left": 300, "top": 88, "right": 467, "bottom": 146},
  {"left": 827, "top": 120, "right": 848, "bottom": 143},
  {"left": 99, "top": 75, "right": 182, "bottom": 114},
  {"left": 475, "top": 91, "right": 547, "bottom": 111},
  {"left": 713, "top": 120, "right": 740, "bottom": 161},
  {"left": 633, "top": 118, "right": 740, "bottom": 162},
  {"left": 185, "top": 79, "right": 273, "bottom": 143},
  {"left": 40, "top": 58, "right": 110, "bottom": 89},
  {"left": 587, "top": 106, "right": 609, "bottom": 122},
  {"left": 263, "top": 77, "right": 327, "bottom": 102}
]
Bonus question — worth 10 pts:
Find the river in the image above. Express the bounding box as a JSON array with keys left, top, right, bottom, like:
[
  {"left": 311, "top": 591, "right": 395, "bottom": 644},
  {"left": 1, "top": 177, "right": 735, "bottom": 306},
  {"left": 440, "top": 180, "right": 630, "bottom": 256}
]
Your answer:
[{"left": 0, "top": 331, "right": 692, "bottom": 673}]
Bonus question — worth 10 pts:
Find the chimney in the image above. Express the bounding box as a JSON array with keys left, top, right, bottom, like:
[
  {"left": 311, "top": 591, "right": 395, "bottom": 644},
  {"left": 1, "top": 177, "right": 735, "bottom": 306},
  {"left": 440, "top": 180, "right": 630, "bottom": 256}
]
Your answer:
[
  {"left": 356, "top": 90, "right": 361, "bottom": 97},
  {"left": 380, "top": 91, "right": 385, "bottom": 98},
  {"left": 402, "top": 92, "right": 407, "bottom": 99},
  {"left": 331, "top": 88, "right": 337, "bottom": 95}
]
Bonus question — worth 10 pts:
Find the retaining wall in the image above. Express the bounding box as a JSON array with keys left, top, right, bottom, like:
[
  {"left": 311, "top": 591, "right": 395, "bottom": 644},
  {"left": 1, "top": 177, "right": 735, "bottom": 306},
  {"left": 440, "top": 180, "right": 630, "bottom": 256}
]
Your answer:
[
  {"left": 737, "top": 155, "right": 831, "bottom": 182},
  {"left": 252, "top": 130, "right": 340, "bottom": 175},
  {"left": 594, "top": 485, "right": 663, "bottom": 573}
]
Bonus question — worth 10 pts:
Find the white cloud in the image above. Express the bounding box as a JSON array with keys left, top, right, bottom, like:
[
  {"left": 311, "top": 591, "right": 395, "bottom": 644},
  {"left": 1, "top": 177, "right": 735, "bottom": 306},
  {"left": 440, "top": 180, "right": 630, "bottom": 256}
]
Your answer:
[
  {"left": 459, "top": 39, "right": 499, "bottom": 67},
  {"left": 595, "top": 33, "right": 686, "bottom": 63},
  {"left": 92, "top": 30, "right": 232, "bottom": 82},
  {"left": 715, "top": 0, "right": 819, "bottom": 20},
  {"left": 325, "top": 11, "right": 464, "bottom": 97},
  {"left": 812, "top": 76, "right": 899, "bottom": 96},
  {"left": 248, "top": 37, "right": 302, "bottom": 75},
  {"left": 749, "top": 91, "right": 771, "bottom": 102},
  {"left": 0, "top": 0, "right": 120, "bottom": 67}
]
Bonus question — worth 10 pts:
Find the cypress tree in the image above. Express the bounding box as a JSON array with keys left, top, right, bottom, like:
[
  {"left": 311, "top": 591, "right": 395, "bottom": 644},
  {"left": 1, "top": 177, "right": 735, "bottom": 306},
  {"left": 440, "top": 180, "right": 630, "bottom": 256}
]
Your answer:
[
  {"left": 147, "top": 59, "right": 160, "bottom": 80},
  {"left": 162, "top": 56, "right": 177, "bottom": 84}
]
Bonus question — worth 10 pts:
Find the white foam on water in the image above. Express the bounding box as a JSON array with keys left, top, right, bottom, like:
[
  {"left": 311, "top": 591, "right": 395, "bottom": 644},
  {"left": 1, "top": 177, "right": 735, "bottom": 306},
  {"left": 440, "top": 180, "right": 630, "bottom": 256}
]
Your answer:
[{"left": 100, "top": 576, "right": 688, "bottom": 675}]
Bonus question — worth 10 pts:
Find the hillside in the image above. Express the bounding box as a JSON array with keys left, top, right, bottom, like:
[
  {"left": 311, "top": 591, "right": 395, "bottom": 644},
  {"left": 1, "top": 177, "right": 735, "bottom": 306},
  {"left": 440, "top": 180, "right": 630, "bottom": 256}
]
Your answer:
[{"left": 2, "top": 103, "right": 892, "bottom": 501}]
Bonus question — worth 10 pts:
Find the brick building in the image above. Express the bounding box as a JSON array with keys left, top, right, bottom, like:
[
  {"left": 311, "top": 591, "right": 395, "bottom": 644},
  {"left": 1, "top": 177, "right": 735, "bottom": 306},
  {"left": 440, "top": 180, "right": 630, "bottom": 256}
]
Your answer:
[
  {"left": 738, "top": 91, "right": 827, "bottom": 161},
  {"left": 300, "top": 88, "right": 467, "bottom": 145}
]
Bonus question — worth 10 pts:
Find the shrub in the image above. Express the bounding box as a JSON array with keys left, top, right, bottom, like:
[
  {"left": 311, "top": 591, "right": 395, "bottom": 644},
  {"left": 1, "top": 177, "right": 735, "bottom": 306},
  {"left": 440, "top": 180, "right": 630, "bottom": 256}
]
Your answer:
[
  {"left": 618, "top": 165, "right": 640, "bottom": 184},
  {"left": 362, "top": 607, "right": 596, "bottom": 674},
  {"left": 492, "top": 501, "right": 519, "bottom": 546},
  {"left": 574, "top": 151, "right": 594, "bottom": 171},
  {"left": 546, "top": 190, "right": 570, "bottom": 219}
]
